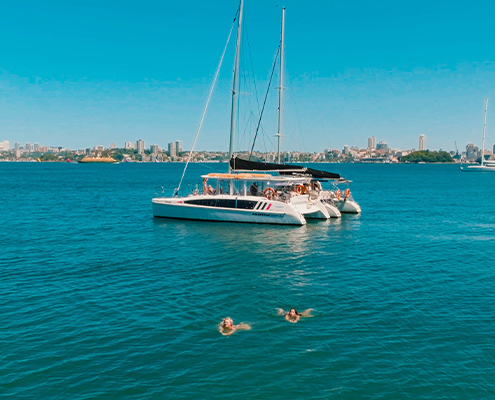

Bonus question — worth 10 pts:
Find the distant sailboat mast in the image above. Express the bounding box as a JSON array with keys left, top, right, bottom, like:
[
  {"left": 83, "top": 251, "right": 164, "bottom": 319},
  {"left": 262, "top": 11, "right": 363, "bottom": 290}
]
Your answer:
[
  {"left": 228, "top": 0, "right": 244, "bottom": 173},
  {"left": 481, "top": 97, "right": 488, "bottom": 167},
  {"left": 276, "top": 7, "right": 285, "bottom": 164}
]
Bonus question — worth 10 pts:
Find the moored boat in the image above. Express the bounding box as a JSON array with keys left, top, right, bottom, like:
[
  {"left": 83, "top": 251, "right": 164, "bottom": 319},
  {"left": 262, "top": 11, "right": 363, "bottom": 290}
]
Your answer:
[
  {"left": 153, "top": 1, "right": 309, "bottom": 225},
  {"left": 153, "top": 172, "right": 307, "bottom": 225},
  {"left": 79, "top": 155, "right": 118, "bottom": 164},
  {"left": 461, "top": 98, "right": 495, "bottom": 172}
]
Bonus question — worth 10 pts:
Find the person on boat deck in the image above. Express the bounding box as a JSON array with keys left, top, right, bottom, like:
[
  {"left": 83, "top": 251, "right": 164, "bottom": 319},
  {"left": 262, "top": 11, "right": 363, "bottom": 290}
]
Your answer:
[
  {"left": 207, "top": 185, "right": 215, "bottom": 195},
  {"left": 277, "top": 308, "right": 314, "bottom": 323},
  {"left": 250, "top": 182, "right": 258, "bottom": 196},
  {"left": 312, "top": 181, "right": 322, "bottom": 191},
  {"left": 218, "top": 317, "right": 251, "bottom": 336}
]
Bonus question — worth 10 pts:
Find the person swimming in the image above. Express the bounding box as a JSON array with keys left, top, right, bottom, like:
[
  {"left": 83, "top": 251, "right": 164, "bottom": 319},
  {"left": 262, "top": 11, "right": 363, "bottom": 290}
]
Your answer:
[
  {"left": 218, "top": 317, "right": 251, "bottom": 336},
  {"left": 277, "top": 308, "right": 313, "bottom": 323}
]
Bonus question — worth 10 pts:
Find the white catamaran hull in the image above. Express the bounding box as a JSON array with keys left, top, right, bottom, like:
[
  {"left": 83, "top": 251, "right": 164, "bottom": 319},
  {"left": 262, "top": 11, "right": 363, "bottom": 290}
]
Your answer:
[
  {"left": 290, "top": 195, "right": 330, "bottom": 219},
  {"left": 322, "top": 202, "right": 341, "bottom": 218},
  {"left": 152, "top": 195, "right": 306, "bottom": 225},
  {"left": 336, "top": 199, "right": 362, "bottom": 213}
]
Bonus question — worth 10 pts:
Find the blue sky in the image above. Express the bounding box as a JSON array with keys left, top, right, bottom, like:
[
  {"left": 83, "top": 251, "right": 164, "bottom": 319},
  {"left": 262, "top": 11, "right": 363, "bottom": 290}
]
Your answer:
[{"left": 1, "top": 0, "right": 495, "bottom": 153}]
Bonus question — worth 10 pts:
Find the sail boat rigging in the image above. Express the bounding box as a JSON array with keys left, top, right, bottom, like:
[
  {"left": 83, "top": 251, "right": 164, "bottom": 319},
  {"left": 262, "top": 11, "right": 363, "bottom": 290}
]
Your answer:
[
  {"left": 153, "top": 1, "right": 330, "bottom": 225},
  {"left": 461, "top": 97, "right": 495, "bottom": 172}
]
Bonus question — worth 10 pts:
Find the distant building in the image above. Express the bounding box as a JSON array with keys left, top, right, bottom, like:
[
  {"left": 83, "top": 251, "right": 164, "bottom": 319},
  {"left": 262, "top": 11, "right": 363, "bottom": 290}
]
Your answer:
[
  {"left": 376, "top": 141, "right": 388, "bottom": 151},
  {"left": 466, "top": 143, "right": 478, "bottom": 160},
  {"left": 343, "top": 145, "right": 349, "bottom": 155},
  {"left": 34, "top": 143, "right": 39, "bottom": 151},
  {"left": 367, "top": 136, "right": 376, "bottom": 150},
  {"left": 137, "top": 139, "right": 145, "bottom": 155},
  {"left": 176, "top": 140, "right": 182, "bottom": 154},
  {"left": 419, "top": 134, "right": 425, "bottom": 151},
  {"left": 168, "top": 141, "right": 177, "bottom": 157},
  {"left": 14, "top": 142, "right": 20, "bottom": 158},
  {"left": 110, "top": 143, "right": 116, "bottom": 149},
  {"left": 0, "top": 141, "right": 10, "bottom": 151},
  {"left": 124, "top": 141, "right": 134, "bottom": 150},
  {"left": 25, "top": 143, "right": 32, "bottom": 151},
  {"left": 150, "top": 144, "right": 159, "bottom": 155}
]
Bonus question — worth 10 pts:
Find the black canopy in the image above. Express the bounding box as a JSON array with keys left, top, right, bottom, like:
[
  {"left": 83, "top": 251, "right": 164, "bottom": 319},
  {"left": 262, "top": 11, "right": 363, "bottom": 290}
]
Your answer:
[{"left": 230, "top": 156, "right": 341, "bottom": 180}]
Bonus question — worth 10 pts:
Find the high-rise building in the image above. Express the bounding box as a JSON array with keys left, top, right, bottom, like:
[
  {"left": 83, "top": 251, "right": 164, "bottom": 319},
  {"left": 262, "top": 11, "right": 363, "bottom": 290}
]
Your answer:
[
  {"left": 419, "top": 134, "right": 425, "bottom": 151},
  {"left": 175, "top": 140, "right": 182, "bottom": 155},
  {"left": 168, "top": 141, "right": 177, "bottom": 157},
  {"left": 34, "top": 143, "right": 39, "bottom": 151},
  {"left": 25, "top": 143, "right": 32, "bottom": 151},
  {"left": 343, "top": 145, "right": 349, "bottom": 155},
  {"left": 150, "top": 144, "right": 159, "bottom": 155},
  {"left": 367, "top": 136, "right": 376, "bottom": 150},
  {"left": 137, "top": 139, "right": 145, "bottom": 155},
  {"left": 124, "top": 141, "right": 134, "bottom": 150}
]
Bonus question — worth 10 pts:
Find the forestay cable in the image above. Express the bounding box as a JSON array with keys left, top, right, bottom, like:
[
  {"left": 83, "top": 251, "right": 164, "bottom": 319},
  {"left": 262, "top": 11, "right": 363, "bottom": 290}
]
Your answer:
[
  {"left": 249, "top": 45, "right": 280, "bottom": 160},
  {"left": 175, "top": 10, "right": 238, "bottom": 196}
]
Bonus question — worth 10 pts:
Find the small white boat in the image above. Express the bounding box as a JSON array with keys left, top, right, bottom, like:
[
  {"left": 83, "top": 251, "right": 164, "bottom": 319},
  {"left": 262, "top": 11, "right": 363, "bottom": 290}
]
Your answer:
[{"left": 461, "top": 98, "right": 495, "bottom": 172}]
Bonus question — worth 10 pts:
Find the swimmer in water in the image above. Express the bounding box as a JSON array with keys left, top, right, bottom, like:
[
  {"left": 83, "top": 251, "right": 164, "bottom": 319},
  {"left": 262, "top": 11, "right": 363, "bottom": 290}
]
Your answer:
[
  {"left": 218, "top": 317, "right": 251, "bottom": 336},
  {"left": 277, "top": 308, "right": 314, "bottom": 323}
]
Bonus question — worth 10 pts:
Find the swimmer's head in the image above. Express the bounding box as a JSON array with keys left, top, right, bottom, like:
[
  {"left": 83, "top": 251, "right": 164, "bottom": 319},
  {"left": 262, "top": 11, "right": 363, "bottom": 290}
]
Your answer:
[
  {"left": 222, "top": 318, "right": 233, "bottom": 328},
  {"left": 288, "top": 309, "right": 298, "bottom": 316}
]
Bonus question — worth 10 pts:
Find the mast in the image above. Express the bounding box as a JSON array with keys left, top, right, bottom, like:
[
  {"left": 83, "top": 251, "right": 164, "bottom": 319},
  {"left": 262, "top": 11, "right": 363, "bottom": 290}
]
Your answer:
[
  {"left": 481, "top": 97, "right": 488, "bottom": 167},
  {"left": 228, "top": 0, "right": 244, "bottom": 172},
  {"left": 276, "top": 7, "right": 285, "bottom": 164}
]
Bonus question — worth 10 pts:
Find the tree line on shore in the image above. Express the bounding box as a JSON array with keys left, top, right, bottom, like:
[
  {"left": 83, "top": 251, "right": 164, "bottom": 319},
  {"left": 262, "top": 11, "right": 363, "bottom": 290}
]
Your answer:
[{"left": 399, "top": 150, "right": 454, "bottom": 163}]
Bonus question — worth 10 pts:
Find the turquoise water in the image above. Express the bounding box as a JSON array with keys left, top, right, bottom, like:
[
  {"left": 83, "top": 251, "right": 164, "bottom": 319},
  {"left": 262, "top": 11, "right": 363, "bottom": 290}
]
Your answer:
[{"left": 2, "top": 162, "right": 495, "bottom": 399}]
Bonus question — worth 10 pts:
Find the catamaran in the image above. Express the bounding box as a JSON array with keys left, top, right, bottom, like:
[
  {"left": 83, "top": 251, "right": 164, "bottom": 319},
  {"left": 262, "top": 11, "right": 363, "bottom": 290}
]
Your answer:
[{"left": 152, "top": 1, "right": 328, "bottom": 225}]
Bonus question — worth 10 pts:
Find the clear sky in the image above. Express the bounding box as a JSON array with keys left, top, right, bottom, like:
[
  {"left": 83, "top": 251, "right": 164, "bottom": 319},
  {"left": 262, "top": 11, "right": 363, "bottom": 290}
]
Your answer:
[{"left": 1, "top": 0, "right": 495, "bottom": 153}]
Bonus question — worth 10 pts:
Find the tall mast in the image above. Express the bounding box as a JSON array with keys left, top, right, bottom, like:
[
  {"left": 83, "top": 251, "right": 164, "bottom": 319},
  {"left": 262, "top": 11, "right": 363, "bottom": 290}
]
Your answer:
[
  {"left": 277, "top": 7, "right": 285, "bottom": 164},
  {"left": 228, "top": 0, "right": 244, "bottom": 172},
  {"left": 481, "top": 97, "right": 488, "bottom": 167}
]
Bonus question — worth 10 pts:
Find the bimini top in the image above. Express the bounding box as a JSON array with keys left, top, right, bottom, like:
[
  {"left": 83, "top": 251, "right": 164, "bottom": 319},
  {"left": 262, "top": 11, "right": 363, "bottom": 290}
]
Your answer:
[
  {"left": 201, "top": 172, "right": 310, "bottom": 184},
  {"left": 230, "top": 156, "right": 342, "bottom": 180}
]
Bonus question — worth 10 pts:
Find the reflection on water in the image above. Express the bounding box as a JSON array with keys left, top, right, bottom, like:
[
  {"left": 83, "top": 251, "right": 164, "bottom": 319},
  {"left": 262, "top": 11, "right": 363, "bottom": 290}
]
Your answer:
[{"left": 152, "top": 215, "right": 363, "bottom": 255}]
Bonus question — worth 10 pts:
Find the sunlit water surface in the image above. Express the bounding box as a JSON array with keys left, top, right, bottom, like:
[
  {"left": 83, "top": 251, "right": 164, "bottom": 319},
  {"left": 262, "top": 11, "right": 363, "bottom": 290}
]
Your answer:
[{"left": 2, "top": 162, "right": 495, "bottom": 399}]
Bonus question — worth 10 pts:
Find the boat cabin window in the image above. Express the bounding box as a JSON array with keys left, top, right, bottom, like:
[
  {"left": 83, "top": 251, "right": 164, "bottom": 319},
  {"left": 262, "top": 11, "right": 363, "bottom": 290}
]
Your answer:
[{"left": 215, "top": 179, "right": 241, "bottom": 195}]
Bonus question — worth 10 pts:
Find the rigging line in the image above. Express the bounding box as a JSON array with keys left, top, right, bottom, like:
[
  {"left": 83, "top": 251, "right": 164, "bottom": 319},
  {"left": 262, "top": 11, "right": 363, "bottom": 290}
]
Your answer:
[
  {"left": 244, "top": 22, "right": 261, "bottom": 114},
  {"left": 175, "top": 9, "right": 238, "bottom": 196},
  {"left": 249, "top": 45, "right": 280, "bottom": 160},
  {"left": 285, "top": 64, "right": 306, "bottom": 153}
]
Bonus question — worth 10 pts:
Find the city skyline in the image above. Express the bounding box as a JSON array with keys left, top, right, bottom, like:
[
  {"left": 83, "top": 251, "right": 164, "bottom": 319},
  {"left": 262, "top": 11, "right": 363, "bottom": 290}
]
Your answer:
[
  {"left": 4, "top": 133, "right": 492, "bottom": 159},
  {"left": 1, "top": 1, "right": 495, "bottom": 152}
]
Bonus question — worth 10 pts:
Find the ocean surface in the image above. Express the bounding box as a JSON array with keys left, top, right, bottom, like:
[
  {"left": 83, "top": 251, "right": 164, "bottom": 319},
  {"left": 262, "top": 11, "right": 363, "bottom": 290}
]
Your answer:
[{"left": 2, "top": 162, "right": 495, "bottom": 399}]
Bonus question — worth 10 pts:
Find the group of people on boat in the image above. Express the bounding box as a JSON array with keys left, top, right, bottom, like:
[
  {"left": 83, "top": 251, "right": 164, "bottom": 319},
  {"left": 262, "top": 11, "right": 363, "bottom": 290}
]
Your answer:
[{"left": 218, "top": 308, "right": 314, "bottom": 336}]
